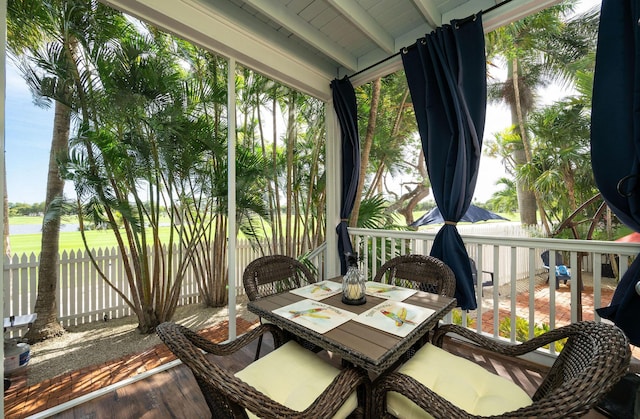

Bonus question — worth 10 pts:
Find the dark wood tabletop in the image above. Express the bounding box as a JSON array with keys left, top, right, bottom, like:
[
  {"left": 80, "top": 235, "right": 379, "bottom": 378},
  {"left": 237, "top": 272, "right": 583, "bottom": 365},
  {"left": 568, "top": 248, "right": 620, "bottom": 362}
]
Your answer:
[{"left": 247, "top": 279, "right": 456, "bottom": 375}]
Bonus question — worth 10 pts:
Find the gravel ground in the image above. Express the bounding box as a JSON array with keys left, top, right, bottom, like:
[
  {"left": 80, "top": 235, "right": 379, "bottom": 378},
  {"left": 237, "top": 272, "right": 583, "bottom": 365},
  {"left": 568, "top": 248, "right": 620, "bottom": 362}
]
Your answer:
[{"left": 22, "top": 297, "right": 259, "bottom": 386}]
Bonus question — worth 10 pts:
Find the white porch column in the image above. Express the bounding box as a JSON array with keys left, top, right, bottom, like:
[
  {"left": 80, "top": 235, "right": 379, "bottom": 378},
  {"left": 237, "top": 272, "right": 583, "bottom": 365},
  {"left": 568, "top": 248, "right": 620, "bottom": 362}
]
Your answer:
[
  {"left": 227, "top": 57, "right": 237, "bottom": 339},
  {"left": 325, "top": 100, "right": 340, "bottom": 279}
]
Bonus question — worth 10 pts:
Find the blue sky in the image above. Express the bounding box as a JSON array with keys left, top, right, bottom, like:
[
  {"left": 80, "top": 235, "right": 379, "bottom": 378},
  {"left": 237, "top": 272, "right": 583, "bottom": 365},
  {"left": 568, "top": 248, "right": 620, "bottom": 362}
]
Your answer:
[{"left": 6, "top": 60, "right": 56, "bottom": 204}]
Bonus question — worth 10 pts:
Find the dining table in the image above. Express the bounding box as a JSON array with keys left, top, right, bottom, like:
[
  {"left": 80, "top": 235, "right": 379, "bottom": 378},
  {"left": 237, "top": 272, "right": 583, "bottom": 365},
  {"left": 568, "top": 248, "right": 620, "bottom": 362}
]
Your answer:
[{"left": 247, "top": 277, "right": 457, "bottom": 375}]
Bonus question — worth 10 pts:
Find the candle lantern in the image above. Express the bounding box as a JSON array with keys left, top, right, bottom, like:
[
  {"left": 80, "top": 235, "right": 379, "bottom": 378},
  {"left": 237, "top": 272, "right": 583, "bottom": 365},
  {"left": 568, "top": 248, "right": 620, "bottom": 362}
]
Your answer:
[{"left": 342, "top": 252, "right": 366, "bottom": 305}]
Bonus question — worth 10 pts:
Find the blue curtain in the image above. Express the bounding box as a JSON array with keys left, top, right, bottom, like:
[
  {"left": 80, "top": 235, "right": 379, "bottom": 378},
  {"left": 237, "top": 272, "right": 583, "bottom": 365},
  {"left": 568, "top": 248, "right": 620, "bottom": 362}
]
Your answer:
[
  {"left": 331, "top": 77, "right": 361, "bottom": 275},
  {"left": 592, "top": 0, "right": 640, "bottom": 346},
  {"left": 402, "top": 15, "right": 486, "bottom": 310}
]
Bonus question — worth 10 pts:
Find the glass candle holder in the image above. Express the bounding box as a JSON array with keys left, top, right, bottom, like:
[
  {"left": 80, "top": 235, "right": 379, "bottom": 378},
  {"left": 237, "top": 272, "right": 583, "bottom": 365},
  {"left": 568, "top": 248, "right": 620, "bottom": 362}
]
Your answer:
[{"left": 342, "top": 253, "right": 366, "bottom": 305}]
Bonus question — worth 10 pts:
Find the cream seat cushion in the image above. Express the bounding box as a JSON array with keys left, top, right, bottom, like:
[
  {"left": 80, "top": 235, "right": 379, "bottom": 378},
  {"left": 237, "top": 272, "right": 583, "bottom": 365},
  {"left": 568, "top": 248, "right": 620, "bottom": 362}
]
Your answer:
[
  {"left": 235, "top": 340, "right": 358, "bottom": 419},
  {"left": 387, "top": 343, "right": 533, "bottom": 418}
]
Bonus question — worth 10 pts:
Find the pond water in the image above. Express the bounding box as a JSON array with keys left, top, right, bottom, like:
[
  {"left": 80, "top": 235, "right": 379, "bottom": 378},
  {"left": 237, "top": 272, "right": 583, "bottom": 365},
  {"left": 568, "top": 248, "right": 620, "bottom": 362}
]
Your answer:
[{"left": 9, "top": 224, "right": 80, "bottom": 235}]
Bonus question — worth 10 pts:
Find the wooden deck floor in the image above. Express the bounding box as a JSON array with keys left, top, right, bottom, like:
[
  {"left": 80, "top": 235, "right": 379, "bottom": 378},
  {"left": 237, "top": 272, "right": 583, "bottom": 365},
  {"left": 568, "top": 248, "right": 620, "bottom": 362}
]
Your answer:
[
  {"left": 15, "top": 325, "right": 610, "bottom": 419},
  {"left": 6, "top": 276, "right": 631, "bottom": 418}
]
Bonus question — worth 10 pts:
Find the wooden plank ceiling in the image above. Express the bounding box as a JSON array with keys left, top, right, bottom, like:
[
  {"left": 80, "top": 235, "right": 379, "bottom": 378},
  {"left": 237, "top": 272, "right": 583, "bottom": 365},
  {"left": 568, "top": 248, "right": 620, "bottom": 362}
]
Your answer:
[{"left": 103, "top": 0, "right": 562, "bottom": 99}]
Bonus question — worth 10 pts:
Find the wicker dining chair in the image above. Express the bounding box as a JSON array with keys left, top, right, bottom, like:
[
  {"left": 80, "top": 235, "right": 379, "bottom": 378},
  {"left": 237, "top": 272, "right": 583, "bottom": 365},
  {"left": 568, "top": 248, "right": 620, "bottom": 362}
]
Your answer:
[
  {"left": 372, "top": 321, "right": 631, "bottom": 418},
  {"left": 243, "top": 255, "right": 317, "bottom": 359},
  {"left": 243, "top": 255, "right": 316, "bottom": 301},
  {"left": 373, "top": 254, "right": 456, "bottom": 298},
  {"left": 156, "top": 322, "right": 369, "bottom": 418}
]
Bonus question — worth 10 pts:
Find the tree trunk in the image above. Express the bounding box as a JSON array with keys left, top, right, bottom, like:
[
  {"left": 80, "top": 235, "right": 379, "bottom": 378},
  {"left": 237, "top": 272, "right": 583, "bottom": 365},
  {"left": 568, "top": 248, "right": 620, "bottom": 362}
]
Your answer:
[
  {"left": 25, "top": 100, "right": 69, "bottom": 343},
  {"left": 509, "top": 58, "right": 538, "bottom": 227},
  {"left": 285, "top": 90, "right": 296, "bottom": 256},
  {"left": 564, "top": 166, "right": 578, "bottom": 212},
  {"left": 351, "top": 78, "right": 381, "bottom": 227},
  {"left": 272, "top": 94, "right": 283, "bottom": 254},
  {"left": 391, "top": 153, "right": 430, "bottom": 225}
]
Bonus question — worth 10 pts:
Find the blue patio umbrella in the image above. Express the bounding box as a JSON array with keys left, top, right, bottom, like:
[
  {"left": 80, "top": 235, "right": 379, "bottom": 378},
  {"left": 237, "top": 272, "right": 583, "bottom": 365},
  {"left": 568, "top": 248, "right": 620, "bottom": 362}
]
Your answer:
[{"left": 410, "top": 204, "right": 508, "bottom": 227}]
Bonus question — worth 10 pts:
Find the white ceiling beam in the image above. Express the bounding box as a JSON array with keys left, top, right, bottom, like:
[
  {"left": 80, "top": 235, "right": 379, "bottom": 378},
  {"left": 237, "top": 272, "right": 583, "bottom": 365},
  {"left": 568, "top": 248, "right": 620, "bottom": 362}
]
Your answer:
[
  {"left": 411, "top": 0, "right": 441, "bottom": 28},
  {"left": 326, "top": 0, "right": 394, "bottom": 54},
  {"left": 442, "top": 0, "right": 564, "bottom": 33},
  {"left": 480, "top": 0, "right": 564, "bottom": 32},
  {"left": 243, "top": 0, "right": 358, "bottom": 71}
]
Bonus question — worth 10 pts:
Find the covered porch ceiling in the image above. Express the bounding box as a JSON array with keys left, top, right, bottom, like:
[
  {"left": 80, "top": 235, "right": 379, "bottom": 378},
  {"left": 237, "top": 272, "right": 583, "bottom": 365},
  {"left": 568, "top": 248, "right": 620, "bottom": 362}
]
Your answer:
[{"left": 102, "top": 0, "right": 562, "bottom": 101}]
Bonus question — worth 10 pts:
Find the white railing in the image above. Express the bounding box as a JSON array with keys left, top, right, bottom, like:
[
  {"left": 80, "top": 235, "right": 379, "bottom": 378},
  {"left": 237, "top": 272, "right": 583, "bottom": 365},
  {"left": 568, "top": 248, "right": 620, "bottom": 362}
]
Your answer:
[
  {"left": 349, "top": 226, "right": 640, "bottom": 360},
  {"left": 7, "top": 224, "right": 640, "bottom": 361},
  {"left": 3, "top": 239, "right": 329, "bottom": 332}
]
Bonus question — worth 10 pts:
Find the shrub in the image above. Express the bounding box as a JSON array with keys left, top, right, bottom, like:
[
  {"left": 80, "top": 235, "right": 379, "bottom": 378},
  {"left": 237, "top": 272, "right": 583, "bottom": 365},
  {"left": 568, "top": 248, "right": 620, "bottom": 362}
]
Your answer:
[
  {"left": 451, "top": 308, "right": 476, "bottom": 328},
  {"left": 498, "top": 317, "right": 565, "bottom": 352}
]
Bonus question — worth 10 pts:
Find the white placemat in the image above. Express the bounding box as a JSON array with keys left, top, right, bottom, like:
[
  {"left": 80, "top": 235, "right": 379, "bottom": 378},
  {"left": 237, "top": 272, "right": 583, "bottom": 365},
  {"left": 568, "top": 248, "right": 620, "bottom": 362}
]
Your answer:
[
  {"left": 353, "top": 300, "right": 435, "bottom": 337},
  {"left": 273, "top": 299, "right": 356, "bottom": 334},
  {"left": 289, "top": 281, "right": 342, "bottom": 300},
  {"left": 364, "top": 281, "right": 417, "bottom": 301}
]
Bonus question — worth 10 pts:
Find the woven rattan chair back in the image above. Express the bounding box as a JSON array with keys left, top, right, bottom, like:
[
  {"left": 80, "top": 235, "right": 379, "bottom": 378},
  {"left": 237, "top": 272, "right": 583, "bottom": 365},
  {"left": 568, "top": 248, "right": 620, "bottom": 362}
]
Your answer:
[
  {"left": 243, "top": 255, "right": 316, "bottom": 301},
  {"left": 242, "top": 255, "right": 316, "bottom": 359},
  {"left": 372, "top": 254, "right": 456, "bottom": 297}
]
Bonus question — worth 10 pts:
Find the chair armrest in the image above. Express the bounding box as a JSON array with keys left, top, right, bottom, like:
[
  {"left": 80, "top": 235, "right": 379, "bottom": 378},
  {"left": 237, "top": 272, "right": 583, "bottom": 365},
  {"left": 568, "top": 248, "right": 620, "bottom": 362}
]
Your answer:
[
  {"left": 480, "top": 270, "right": 494, "bottom": 286},
  {"left": 432, "top": 324, "right": 567, "bottom": 358},
  {"left": 373, "top": 371, "right": 471, "bottom": 419},
  {"left": 161, "top": 323, "right": 287, "bottom": 357}
]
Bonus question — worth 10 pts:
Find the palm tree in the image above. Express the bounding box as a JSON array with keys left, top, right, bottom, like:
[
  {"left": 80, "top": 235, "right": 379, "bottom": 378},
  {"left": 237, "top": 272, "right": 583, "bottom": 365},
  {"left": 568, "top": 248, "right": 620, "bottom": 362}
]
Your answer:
[
  {"left": 486, "top": 178, "right": 518, "bottom": 213},
  {"left": 524, "top": 99, "right": 595, "bottom": 226},
  {"left": 8, "top": 0, "right": 121, "bottom": 342},
  {"left": 485, "top": 1, "right": 599, "bottom": 227},
  {"left": 236, "top": 75, "right": 328, "bottom": 257},
  {"left": 63, "top": 23, "right": 235, "bottom": 331}
]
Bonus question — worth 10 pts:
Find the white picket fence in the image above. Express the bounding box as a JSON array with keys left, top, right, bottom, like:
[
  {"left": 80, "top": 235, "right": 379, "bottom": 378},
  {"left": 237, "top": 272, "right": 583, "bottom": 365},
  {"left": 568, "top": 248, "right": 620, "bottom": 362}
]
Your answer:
[{"left": 3, "top": 239, "right": 326, "bottom": 329}]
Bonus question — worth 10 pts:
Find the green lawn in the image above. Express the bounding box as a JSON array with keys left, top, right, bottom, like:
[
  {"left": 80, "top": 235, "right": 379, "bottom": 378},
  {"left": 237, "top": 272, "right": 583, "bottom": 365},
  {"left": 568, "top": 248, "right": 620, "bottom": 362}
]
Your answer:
[
  {"left": 8, "top": 211, "right": 519, "bottom": 255},
  {"left": 9, "top": 230, "right": 117, "bottom": 255},
  {"left": 8, "top": 216, "right": 173, "bottom": 255}
]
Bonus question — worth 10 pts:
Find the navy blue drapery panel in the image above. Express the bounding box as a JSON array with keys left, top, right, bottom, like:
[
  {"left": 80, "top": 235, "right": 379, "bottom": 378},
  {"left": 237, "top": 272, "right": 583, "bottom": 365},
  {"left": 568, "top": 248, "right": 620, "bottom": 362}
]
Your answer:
[
  {"left": 592, "top": 0, "right": 640, "bottom": 345},
  {"left": 402, "top": 15, "right": 486, "bottom": 310},
  {"left": 331, "top": 78, "right": 361, "bottom": 274}
]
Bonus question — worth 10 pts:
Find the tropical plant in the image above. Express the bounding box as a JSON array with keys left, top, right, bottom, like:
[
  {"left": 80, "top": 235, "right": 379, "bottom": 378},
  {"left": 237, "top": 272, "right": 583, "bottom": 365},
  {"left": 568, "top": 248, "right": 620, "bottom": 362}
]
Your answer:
[
  {"left": 451, "top": 308, "right": 476, "bottom": 327},
  {"left": 485, "top": 1, "right": 599, "bottom": 228},
  {"left": 486, "top": 177, "right": 519, "bottom": 213},
  {"left": 498, "top": 317, "right": 565, "bottom": 351},
  {"left": 234, "top": 65, "right": 327, "bottom": 258},
  {"left": 524, "top": 99, "right": 596, "bottom": 226},
  {"left": 60, "top": 22, "right": 236, "bottom": 332}
]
